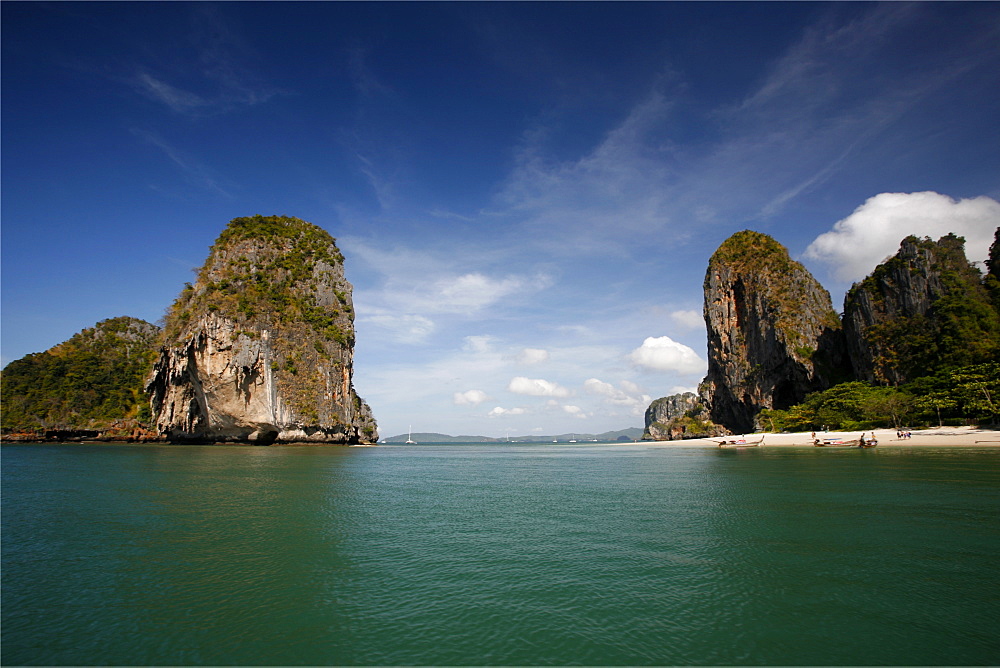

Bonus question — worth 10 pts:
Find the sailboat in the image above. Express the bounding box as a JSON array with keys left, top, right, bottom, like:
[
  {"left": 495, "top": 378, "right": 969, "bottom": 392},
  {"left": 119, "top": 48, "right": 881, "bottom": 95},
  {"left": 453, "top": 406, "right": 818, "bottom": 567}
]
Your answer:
[{"left": 406, "top": 426, "right": 416, "bottom": 444}]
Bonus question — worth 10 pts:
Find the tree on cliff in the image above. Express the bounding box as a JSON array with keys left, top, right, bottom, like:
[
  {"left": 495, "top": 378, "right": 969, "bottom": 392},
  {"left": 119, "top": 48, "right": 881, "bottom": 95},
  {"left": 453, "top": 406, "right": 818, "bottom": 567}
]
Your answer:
[
  {"left": 0, "top": 317, "right": 161, "bottom": 432},
  {"left": 843, "top": 233, "right": 1000, "bottom": 386}
]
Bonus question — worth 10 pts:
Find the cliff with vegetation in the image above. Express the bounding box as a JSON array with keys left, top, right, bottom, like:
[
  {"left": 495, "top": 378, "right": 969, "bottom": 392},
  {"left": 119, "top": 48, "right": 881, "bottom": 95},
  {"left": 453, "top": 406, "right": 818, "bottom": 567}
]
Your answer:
[
  {"left": 146, "top": 215, "right": 377, "bottom": 444},
  {"left": 642, "top": 391, "right": 727, "bottom": 440},
  {"left": 1, "top": 317, "right": 161, "bottom": 438},
  {"left": 843, "top": 233, "right": 1000, "bottom": 386},
  {"left": 701, "top": 231, "right": 851, "bottom": 433},
  {"left": 685, "top": 227, "right": 1000, "bottom": 434}
]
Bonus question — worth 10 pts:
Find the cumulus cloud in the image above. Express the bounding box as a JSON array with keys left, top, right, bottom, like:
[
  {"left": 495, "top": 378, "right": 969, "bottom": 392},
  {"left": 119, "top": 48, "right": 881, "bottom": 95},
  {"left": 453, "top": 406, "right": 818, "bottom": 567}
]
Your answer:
[
  {"left": 805, "top": 192, "right": 1000, "bottom": 282},
  {"left": 507, "top": 376, "right": 571, "bottom": 397},
  {"left": 562, "top": 405, "right": 586, "bottom": 418},
  {"left": 454, "top": 389, "right": 490, "bottom": 406},
  {"left": 488, "top": 406, "right": 526, "bottom": 418},
  {"left": 516, "top": 348, "right": 550, "bottom": 365},
  {"left": 628, "top": 336, "right": 706, "bottom": 375}
]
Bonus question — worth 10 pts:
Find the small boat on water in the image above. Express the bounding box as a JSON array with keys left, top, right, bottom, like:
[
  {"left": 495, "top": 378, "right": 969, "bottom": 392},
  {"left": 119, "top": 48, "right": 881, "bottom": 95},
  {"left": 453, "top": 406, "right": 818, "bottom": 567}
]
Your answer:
[{"left": 717, "top": 436, "right": 764, "bottom": 448}]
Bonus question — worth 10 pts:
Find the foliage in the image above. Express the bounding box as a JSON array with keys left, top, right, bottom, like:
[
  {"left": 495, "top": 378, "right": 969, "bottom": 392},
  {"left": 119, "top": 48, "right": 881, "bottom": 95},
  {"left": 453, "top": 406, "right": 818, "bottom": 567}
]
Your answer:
[
  {"left": 760, "top": 363, "right": 1000, "bottom": 431},
  {"left": 984, "top": 228, "right": 1000, "bottom": 313},
  {"left": 165, "top": 215, "right": 351, "bottom": 345},
  {"left": 708, "top": 230, "right": 843, "bottom": 344},
  {"left": 848, "top": 233, "right": 1000, "bottom": 384},
  {"left": 1, "top": 317, "right": 161, "bottom": 432}
]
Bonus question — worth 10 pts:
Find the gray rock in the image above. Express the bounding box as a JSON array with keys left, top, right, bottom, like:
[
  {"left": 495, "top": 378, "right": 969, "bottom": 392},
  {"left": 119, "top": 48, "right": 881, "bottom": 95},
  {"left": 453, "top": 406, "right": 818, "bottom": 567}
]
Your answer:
[
  {"left": 146, "top": 216, "right": 378, "bottom": 444},
  {"left": 701, "top": 230, "right": 849, "bottom": 433}
]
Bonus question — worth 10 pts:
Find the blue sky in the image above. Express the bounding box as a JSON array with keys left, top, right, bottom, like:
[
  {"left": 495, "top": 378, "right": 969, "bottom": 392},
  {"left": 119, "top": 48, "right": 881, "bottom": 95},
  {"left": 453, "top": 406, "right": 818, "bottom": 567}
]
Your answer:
[{"left": 3, "top": 2, "right": 999, "bottom": 439}]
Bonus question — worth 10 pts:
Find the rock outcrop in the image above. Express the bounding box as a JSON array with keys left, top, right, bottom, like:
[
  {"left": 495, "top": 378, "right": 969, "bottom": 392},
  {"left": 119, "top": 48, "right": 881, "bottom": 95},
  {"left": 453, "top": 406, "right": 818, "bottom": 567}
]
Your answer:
[
  {"left": 642, "top": 390, "right": 727, "bottom": 440},
  {"left": 146, "top": 215, "right": 377, "bottom": 444},
  {"left": 702, "top": 231, "right": 850, "bottom": 433},
  {"left": 843, "top": 233, "right": 1000, "bottom": 385}
]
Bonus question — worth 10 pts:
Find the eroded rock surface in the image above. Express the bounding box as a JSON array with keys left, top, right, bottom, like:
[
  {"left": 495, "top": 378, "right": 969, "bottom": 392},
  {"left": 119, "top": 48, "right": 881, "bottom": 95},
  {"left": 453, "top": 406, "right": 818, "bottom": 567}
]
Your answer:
[
  {"left": 843, "top": 233, "right": 1000, "bottom": 385},
  {"left": 147, "top": 215, "right": 377, "bottom": 444},
  {"left": 642, "top": 391, "right": 726, "bottom": 440},
  {"left": 702, "top": 230, "right": 850, "bottom": 433}
]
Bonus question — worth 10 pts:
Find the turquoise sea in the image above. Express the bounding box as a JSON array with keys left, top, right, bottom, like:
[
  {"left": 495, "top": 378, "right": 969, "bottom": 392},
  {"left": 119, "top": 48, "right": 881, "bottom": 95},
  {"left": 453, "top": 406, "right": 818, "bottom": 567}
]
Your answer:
[{"left": 2, "top": 443, "right": 998, "bottom": 666}]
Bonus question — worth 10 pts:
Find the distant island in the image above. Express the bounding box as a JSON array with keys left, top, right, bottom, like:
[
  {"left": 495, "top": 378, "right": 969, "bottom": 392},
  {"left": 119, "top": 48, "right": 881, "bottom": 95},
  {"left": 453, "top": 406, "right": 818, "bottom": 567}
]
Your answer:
[{"left": 381, "top": 428, "right": 644, "bottom": 444}]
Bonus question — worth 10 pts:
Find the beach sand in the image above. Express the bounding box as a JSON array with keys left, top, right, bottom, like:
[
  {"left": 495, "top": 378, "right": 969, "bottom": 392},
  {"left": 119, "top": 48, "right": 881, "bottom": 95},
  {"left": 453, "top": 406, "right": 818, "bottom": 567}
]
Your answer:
[{"left": 658, "top": 425, "right": 1000, "bottom": 447}]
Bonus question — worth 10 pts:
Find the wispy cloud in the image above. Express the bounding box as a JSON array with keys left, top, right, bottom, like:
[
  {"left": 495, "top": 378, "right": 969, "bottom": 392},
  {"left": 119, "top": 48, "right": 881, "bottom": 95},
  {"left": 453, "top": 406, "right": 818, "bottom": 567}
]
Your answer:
[
  {"left": 348, "top": 46, "right": 394, "bottom": 98},
  {"left": 489, "top": 2, "right": 1000, "bottom": 250},
  {"left": 128, "top": 6, "right": 281, "bottom": 116},
  {"left": 134, "top": 72, "right": 208, "bottom": 114},
  {"left": 131, "top": 129, "right": 235, "bottom": 197}
]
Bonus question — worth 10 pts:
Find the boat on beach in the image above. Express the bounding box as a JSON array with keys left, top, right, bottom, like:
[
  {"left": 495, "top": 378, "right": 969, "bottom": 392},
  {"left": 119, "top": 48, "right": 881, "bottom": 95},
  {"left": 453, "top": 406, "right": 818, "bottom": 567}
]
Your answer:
[
  {"left": 814, "top": 435, "right": 877, "bottom": 448},
  {"left": 717, "top": 436, "right": 764, "bottom": 448}
]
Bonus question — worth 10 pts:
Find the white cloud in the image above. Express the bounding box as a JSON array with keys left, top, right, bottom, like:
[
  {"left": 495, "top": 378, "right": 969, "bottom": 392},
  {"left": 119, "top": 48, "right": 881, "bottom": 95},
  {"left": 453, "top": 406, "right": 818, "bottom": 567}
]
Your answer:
[
  {"left": 135, "top": 73, "right": 208, "bottom": 114},
  {"left": 488, "top": 406, "right": 526, "bottom": 418},
  {"left": 583, "top": 378, "right": 652, "bottom": 415},
  {"left": 628, "top": 336, "right": 706, "bottom": 375},
  {"left": 360, "top": 312, "right": 435, "bottom": 344},
  {"left": 454, "top": 389, "right": 490, "bottom": 406},
  {"left": 562, "top": 405, "right": 586, "bottom": 418},
  {"left": 436, "top": 273, "right": 534, "bottom": 312},
  {"left": 620, "top": 379, "right": 642, "bottom": 394},
  {"left": 515, "top": 348, "right": 550, "bottom": 365},
  {"left": 463, "top": 335, "right": 496, "bottom": 354},
  {"left": 670, "top": 309, "right": 703, "bottom": 331},
  {"left": 805, "top": 192, "right": 1000, "bottom": 282},
  {"left": 507, "top": 376, "right": 571, "bottom": 397},
  {"left": 494, "top": 90, "right": 680, "bottom": 254}
]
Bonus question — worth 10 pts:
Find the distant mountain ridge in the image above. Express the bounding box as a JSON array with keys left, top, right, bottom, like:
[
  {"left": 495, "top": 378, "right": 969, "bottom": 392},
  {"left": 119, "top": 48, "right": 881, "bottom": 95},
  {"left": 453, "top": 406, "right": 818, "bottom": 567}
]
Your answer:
[{"left": 382, "top": 428, "right": 643, "bottom": 443}]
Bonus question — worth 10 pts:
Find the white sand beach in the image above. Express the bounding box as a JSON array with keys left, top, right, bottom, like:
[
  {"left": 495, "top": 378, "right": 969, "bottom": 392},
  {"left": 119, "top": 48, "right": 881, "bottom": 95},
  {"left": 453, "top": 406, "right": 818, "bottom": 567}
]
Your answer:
[{"left": 660, "top": 425, "right": 1000, "bottom": 447}]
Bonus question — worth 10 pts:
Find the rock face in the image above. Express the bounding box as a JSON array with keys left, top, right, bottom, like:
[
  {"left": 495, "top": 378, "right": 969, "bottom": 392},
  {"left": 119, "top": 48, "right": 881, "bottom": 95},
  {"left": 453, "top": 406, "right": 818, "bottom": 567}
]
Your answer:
[
  {"left": 642, "top": 391, "right": 727, "bottom": 440},
  {"left": 702, "top": 231, "right": 850, "bottom": 433},
  {"left": 146, "top": 215, "right": 377, "bottom": 444},
  {"left": 843, "top": 233, "right": 1000, "bottom": 385}
]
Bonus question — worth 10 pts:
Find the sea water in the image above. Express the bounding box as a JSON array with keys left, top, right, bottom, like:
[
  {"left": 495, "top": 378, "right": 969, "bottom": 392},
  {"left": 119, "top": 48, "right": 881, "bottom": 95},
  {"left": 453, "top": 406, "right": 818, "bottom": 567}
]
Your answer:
[{"left": 2, "top": 443, "right": 998, "bottom": 665}]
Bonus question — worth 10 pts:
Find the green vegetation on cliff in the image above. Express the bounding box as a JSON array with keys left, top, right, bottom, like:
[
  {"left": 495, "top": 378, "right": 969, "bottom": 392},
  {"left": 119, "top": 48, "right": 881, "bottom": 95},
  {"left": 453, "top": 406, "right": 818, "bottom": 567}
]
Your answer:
[
  {"left": 760, "top": 232, "right": 1000, "bottom": 431},
  {"left": 1, "top": 317, "right": 161, "bottom": 432},
  {"left": 157, "top": 215, "right": 370, "bottom": 432},
  {"left": 759, "top": 362, "right": 999, "bottom": 431},
  {"left": 166, "top": 215, "right": 351, "bottom": 346},
  {"left": 846, "top": 233, "right": 1000, "bottom": 383},
  {"left": 708, "top": 229, "right": 843, "bottom": 345}
]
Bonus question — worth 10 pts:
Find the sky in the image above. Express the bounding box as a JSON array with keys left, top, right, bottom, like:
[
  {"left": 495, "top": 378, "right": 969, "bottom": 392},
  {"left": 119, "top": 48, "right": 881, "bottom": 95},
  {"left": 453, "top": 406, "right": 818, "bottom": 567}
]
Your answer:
[{"left": 3, "top": 2, "right": 1000, "bottom": 439}]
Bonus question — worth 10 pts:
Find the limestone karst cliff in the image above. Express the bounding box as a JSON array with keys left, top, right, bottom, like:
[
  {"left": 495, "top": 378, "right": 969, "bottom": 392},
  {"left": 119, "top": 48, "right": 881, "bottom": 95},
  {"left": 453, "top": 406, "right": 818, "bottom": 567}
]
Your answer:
[
  {"left": 843, "top": 233, "right": 1000, "bottom": 385},
  {"left": 642, "top": 391, "right": 726, "bottom": 441},
  {"left": 146, "top": 215, "right": 377, "bottom": 444},
  {"left": 701, "top": 231, "right": 850, "bottom": 433}
]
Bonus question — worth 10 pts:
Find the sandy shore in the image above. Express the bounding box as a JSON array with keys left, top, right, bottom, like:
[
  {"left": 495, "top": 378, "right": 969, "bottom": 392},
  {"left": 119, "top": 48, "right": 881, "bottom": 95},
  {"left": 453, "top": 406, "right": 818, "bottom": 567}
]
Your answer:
[{"left": 659, "top": 425, "right": 1000, "bottom": 447}]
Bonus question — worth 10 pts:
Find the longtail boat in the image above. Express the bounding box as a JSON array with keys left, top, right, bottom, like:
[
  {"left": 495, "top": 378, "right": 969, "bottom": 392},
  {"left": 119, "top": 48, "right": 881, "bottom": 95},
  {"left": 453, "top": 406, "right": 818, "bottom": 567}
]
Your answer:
[{"left": 717, "top": 436, "right": 764, "bottom": 448}]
